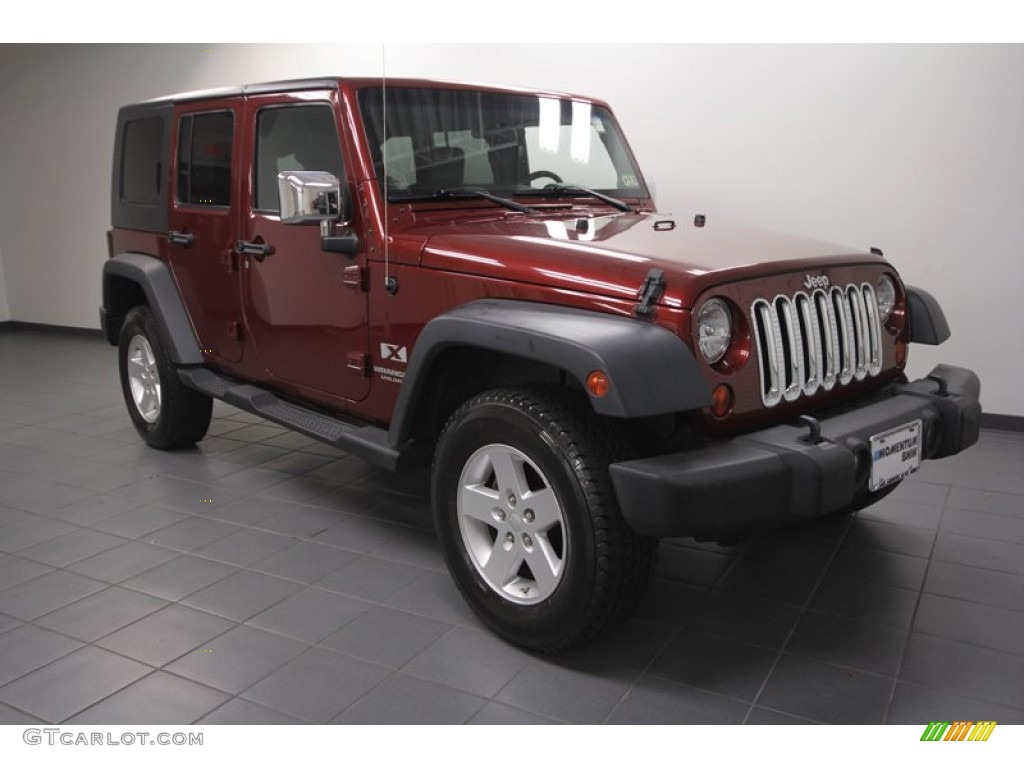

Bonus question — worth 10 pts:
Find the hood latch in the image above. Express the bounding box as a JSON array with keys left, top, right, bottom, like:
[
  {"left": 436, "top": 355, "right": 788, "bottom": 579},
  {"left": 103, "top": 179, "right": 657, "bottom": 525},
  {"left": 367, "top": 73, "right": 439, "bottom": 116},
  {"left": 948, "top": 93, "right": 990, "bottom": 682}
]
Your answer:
[{"left": 634, "top": 268, "right": 666, "bottom": 319}]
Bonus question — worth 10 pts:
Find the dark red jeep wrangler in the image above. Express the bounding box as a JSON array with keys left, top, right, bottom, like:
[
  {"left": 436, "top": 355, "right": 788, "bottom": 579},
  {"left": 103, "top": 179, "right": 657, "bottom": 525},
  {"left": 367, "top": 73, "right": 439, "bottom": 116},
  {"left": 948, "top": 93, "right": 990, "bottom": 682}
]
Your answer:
[{"left": 102, "top": 77, "right": 981, "bottom": 651}]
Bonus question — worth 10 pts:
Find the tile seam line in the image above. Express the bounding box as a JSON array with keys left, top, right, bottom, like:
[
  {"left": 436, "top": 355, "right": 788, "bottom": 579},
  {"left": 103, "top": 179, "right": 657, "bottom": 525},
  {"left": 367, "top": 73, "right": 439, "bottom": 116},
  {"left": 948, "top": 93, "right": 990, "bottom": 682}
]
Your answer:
[
  {"left": 882, "top": 481, "right": 950, "bottom": 723},
  {"left": 601, "top": 622, "right": 681, "bottom": 724},
  {"left": 742, "top": 515, "right": 855, "bottom": 724},
  {"left": 57, "top": 668, "right": 233, "bottom": 725}
]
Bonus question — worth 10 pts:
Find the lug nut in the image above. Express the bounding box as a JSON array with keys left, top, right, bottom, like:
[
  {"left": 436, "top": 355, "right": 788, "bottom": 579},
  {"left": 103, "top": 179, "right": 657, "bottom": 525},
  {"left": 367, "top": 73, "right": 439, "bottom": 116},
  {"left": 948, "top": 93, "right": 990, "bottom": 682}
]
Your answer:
[
  {"left": 507, "top": 493, "right": 517, "bottom": 508},
  {"left": 505, "top": 532, "right": 515, "bottom": 544},
  {"left": 495, "top": 510, "right": 506, "bottom": 521},
  {"left": 522, "top": 534, "right": 533, "bottom": 548},
  {"left": 524, "top": 509, "right": 534, "bottom": 523}
]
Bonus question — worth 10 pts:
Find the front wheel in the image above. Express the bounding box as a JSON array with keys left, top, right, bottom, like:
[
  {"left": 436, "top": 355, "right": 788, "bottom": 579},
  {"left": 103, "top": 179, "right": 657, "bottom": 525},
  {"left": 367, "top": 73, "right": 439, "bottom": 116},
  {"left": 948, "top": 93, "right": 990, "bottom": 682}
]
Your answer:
[
  {"left": 432, "top": 387, "right": 656, "bottom": 652},
  {"left": 118, "top": 305, "right": 212, "bottom": 449}
]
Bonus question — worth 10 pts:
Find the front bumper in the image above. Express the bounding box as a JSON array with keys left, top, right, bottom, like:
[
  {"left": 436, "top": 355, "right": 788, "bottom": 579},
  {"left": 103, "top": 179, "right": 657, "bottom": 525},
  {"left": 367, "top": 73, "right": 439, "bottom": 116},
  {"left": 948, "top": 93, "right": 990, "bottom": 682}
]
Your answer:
[{"left": 609, "top": 364, "right": 981, "bottom": 540}]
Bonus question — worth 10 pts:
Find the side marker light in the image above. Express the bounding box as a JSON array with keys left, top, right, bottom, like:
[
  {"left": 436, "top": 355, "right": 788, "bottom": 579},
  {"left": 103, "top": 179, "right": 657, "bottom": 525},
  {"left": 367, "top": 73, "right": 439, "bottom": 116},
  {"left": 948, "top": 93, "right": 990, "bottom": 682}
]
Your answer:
[{"left": 587, "top": 371, "right": 610, "bottom": 398}]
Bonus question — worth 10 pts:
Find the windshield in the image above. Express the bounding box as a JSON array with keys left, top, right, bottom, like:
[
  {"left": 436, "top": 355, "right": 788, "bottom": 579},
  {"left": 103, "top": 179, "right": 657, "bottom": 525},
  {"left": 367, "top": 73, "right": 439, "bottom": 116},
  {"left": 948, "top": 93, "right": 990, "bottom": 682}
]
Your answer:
[{"left": 358, "top": 86, "right": 648, "bottom": 203}]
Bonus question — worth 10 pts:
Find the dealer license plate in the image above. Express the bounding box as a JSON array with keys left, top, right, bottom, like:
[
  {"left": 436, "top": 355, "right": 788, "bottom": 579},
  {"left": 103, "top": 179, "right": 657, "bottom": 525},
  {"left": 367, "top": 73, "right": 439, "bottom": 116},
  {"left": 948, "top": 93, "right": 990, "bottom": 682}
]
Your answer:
[{"left": 869, "top": 420, "right": 923, "bottom": 492}]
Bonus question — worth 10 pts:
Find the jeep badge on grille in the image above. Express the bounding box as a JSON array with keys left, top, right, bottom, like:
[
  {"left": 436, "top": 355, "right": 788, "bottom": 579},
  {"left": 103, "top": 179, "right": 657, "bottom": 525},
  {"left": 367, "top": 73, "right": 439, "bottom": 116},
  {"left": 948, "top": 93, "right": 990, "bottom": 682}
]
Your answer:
[{"left": 804, "top": 274, "right": 830, "bottom": 290}]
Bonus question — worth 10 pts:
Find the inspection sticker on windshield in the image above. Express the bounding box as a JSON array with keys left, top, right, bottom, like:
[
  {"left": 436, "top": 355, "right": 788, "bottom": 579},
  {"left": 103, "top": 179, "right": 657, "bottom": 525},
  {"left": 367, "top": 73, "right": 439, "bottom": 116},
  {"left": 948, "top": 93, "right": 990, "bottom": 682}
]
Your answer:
[{"left": 869, "top": 420, "right": 922, "bottom": 491}]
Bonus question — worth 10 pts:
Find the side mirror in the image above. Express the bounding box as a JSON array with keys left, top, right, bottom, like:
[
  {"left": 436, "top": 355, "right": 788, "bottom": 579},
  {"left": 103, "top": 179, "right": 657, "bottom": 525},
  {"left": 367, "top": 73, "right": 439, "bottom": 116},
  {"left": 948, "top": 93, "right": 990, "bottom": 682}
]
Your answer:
[
  {"left": 277, "top": 171, "right": 349, "bottom": 225},
  {"left": 277, "top": 170, "right": 359, "bottom": 257}
]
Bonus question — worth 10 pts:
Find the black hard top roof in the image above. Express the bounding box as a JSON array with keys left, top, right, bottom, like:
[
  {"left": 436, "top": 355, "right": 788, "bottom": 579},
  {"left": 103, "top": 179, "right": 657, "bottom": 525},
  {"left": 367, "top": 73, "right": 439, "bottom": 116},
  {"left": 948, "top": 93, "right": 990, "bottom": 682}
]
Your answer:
[{"left": 126, "top": 76, "right": 594, "bottom": 109}]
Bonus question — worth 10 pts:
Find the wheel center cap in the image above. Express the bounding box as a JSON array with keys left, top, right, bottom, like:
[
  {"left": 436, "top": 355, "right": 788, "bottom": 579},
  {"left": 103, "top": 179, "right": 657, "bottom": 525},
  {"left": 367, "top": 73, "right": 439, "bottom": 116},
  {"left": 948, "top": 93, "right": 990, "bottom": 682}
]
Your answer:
[{"left": 508, "top": 513, "right": 523, "bottom": 533}]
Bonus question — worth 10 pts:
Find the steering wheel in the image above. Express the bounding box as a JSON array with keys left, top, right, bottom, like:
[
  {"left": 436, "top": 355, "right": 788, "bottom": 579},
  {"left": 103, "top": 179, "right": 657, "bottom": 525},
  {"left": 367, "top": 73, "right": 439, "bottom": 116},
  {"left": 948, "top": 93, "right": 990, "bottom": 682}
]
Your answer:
[{"left": 526, "top": 170, "right": 564, "bottom": 186}]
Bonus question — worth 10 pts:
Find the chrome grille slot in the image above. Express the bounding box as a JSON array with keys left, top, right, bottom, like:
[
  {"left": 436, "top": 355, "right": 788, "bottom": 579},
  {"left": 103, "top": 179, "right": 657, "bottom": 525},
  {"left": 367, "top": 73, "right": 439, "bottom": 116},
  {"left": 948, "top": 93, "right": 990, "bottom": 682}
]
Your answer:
[
  {"left": 815, "top": 289, "right": 838, "bottom": 391},
  {"left": 752, "top": 282, "right": 883, "bottom": 407},
  {"left": 861, "top": 282, "right": 883, "bottom": 376},
  {"left": 752, "top": 299, "right": 783, "bottom": 407},
  {"left": 832, "top": 287, "right": 854, "bottom": 385},
  {"left": 795, "top": 293, "right": 821, "bottom": 396},
  {"left": 776, "top": 296, "right": 804, "bottom": 402},
  {"left": 848, "top": 286, "right": 869, "bottom": 380}
]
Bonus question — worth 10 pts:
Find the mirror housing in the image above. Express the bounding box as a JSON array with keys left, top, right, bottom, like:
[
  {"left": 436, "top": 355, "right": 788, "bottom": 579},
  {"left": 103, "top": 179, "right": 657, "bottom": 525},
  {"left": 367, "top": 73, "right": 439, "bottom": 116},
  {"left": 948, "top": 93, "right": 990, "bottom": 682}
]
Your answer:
[
  {"left": 278, "top": 170, "right": 350, "bottom": 225},
  {"left": 277, "top": 170, "right": 359, "bottom": 257}
]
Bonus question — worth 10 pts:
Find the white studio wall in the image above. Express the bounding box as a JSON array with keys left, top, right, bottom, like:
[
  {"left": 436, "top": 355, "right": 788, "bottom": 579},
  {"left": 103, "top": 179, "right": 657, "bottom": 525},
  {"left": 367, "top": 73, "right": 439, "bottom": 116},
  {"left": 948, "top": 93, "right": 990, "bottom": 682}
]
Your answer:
[
  {"left": 0, "top": 247, "right": 9, "bottom": 321},
  {"left": 0, "top": 44, "right": 1020, "bottom": 416}
]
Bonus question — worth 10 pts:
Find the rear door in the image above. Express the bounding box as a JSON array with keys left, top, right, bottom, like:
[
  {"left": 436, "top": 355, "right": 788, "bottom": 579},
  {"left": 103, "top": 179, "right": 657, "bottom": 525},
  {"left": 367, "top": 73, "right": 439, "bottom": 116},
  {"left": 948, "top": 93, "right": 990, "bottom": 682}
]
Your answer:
[
  {"left": 238, "top": 90, "right": 371, "bottom": 403},
  {"left": 167, "top": 100, "right": 244, "bottom": 363}
]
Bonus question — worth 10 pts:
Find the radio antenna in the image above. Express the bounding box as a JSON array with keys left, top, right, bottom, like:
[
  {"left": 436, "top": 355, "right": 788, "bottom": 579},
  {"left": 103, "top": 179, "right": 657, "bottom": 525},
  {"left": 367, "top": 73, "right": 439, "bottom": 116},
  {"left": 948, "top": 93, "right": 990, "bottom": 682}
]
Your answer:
[{"left": 381, "top": 46, "right": 396, "bottom": 294}]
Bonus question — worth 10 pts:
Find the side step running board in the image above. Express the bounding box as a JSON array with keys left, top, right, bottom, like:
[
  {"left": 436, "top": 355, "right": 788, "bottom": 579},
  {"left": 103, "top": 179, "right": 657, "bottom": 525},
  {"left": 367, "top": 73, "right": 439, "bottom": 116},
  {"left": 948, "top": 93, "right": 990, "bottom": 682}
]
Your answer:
[{"left": 178, "top": 368, "right": 425, "bottom": 473}]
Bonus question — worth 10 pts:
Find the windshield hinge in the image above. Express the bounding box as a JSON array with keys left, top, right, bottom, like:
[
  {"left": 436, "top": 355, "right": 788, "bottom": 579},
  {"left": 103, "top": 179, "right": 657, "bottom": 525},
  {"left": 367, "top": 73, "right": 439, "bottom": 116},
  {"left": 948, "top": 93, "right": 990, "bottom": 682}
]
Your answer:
[
  {"left": 634, "top": 268, "right": 666, "bottom": 319},
  {"left": 342, "top": 265, "right": 367, "bottom": 292}
]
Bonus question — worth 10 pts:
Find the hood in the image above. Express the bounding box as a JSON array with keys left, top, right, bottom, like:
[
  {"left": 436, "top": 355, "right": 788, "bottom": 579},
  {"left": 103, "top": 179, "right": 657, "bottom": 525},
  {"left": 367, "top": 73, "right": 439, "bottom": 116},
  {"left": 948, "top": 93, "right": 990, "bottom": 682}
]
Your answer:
[{"left": 416, "top": 211, "right": 886, "bottom": 309}]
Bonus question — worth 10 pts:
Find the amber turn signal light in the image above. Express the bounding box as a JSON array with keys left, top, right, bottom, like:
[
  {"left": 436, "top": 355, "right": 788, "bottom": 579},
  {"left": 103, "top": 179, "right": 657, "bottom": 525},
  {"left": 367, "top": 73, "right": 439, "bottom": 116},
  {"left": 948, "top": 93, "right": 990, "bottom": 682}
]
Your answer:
[
  {"left": 895, "top": 339, "right": 908, "bottom": 367},
  {"left": 586, "top": 371, "right": 610, "bottom": 398},
  {"left": 710, "top": 383, "right": 734, "bottom": 418}
]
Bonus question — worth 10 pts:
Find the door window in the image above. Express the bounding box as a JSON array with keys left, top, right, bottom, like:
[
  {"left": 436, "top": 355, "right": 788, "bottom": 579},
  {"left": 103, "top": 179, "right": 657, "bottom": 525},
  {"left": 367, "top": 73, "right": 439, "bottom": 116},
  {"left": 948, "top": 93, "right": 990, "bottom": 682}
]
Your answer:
[
  {"left": 254, "top": 104, "right": 344, "bottom": 213},
  {"left": 177, "top": 112, "right": 234, "bottom": 206}
]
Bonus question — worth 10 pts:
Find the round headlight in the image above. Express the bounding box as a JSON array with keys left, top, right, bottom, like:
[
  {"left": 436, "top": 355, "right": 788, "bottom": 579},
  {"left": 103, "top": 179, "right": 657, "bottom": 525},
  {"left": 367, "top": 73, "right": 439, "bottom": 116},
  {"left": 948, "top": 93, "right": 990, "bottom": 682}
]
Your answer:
[
  {"left": 697, "top": 298, "right": 732, "bottom": 364},
  {"left": 876, "top": 275, "right": 896, "bottom": 323}
]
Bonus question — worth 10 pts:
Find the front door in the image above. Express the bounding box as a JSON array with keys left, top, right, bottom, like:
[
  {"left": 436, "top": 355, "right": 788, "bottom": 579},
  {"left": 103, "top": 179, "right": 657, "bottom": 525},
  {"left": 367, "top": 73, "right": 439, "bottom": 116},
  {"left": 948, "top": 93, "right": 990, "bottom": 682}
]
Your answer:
[{"left": 239, "top": 92, "right": 370, "bottom": 404}]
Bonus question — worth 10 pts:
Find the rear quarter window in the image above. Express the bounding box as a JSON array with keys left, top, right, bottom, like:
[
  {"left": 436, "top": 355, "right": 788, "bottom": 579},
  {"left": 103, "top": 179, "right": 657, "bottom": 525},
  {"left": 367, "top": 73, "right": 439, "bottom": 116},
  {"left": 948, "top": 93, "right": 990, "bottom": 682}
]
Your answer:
[
  {"left": 111, "top": 103, "right": 171, "bottom": 232},
  {"left": 121, "top": 117, "right": 164, "bottom": 205}
]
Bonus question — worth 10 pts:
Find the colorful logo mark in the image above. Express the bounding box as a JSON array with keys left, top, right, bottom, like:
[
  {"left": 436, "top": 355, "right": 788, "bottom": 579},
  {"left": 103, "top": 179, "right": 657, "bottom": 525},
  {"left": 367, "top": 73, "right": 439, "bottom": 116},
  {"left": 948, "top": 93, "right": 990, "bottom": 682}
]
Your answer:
[{"left": 920, "top": 721, "right": 997, "bottom": 742}]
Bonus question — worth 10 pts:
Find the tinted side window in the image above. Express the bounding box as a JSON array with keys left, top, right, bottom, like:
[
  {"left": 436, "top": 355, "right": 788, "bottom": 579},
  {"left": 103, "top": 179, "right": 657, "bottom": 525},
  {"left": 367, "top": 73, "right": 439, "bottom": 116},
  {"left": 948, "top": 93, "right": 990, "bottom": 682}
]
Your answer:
[
  {"left": 121, "top": 117, "right": 164, "bottom": 205},
  {"left": 255, "top": 105, "right": 344, "bottom": 212},
  {"left": 177, "top": 112, "right": 234, "bottom": 206}
]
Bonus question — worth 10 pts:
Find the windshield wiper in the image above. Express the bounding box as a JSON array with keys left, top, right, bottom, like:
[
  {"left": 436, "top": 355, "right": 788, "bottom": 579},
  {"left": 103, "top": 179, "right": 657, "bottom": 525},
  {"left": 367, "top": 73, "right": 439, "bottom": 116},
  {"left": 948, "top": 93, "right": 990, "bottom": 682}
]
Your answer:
[
  {"left": 390, "top": 187, "right": 537, "bottom": 214},
  {"left": 516, "top": 183, "right": 632, "bottom": 213}
]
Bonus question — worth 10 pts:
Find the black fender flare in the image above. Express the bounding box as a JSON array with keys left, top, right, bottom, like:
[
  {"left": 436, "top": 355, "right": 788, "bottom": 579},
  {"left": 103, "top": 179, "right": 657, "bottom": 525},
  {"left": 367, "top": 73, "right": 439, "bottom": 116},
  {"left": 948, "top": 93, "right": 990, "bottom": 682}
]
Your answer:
[
  {"left": 101, "top": 253, "right": 203, "bottom": 365},
  {"left": 905, "top": 286, "right": 951, "bottom": 345},
  {"left": 388, "top": 299, "right": 712, "bottom": 447}
]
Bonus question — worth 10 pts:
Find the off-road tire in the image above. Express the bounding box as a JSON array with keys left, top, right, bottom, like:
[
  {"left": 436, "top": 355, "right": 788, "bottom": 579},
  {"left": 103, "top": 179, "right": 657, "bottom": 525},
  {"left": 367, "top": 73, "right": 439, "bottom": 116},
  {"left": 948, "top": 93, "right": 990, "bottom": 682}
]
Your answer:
[
  {"left": 432, "top": 386, "right": 657, "bottom": 653},
  {"left": 118, "top": 305, "right": 212, "bottom": 449}
]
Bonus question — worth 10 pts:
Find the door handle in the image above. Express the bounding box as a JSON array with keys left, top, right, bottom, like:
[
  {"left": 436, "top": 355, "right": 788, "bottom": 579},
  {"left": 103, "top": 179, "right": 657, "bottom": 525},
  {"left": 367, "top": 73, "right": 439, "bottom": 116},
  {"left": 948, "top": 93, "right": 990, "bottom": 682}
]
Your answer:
[
  {"left": 234, "top": 240, "right": 275, "bottom": 262},
  {"left": 167, "top": 230, "right": 195, "bottom": 246}
]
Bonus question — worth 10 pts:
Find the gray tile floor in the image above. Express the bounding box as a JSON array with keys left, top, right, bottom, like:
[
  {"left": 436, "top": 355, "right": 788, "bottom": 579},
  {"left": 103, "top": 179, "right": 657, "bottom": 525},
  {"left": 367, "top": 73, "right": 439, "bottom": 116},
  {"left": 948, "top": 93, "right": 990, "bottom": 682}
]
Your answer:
[{"left": 1, "top": 328, "right": 1022, "bottom": 725}]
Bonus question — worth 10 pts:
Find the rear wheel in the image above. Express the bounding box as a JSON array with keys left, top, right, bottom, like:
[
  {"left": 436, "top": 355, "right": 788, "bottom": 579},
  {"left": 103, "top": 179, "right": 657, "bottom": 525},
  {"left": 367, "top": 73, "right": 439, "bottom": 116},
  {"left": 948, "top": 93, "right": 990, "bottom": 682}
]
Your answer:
[
  {"left": 432, "top": 387, "right": 656, "bottom": 652},
  {"left": 118, "top": 305, "right": 212, "bottom": 449}
]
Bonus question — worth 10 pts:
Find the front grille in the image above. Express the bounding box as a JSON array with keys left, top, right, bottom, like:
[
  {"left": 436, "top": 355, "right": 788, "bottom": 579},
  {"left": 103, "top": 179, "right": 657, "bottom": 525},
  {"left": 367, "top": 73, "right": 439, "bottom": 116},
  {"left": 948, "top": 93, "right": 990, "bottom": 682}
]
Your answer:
[{"left": 752, "top": 283, "right": 882, "bottom": 407}]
